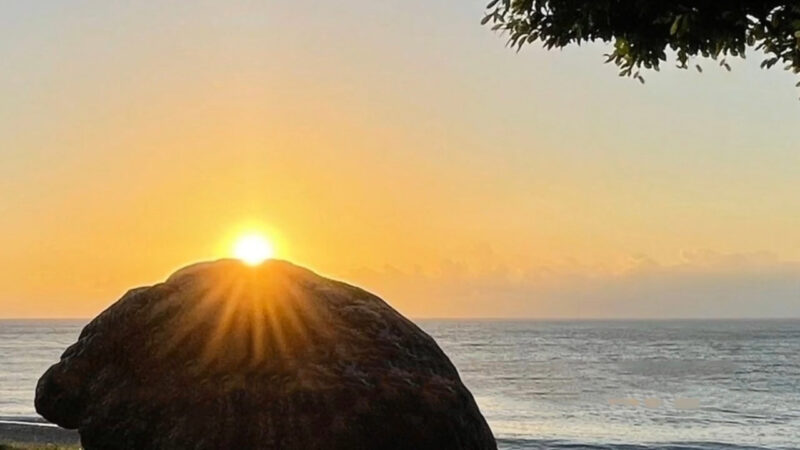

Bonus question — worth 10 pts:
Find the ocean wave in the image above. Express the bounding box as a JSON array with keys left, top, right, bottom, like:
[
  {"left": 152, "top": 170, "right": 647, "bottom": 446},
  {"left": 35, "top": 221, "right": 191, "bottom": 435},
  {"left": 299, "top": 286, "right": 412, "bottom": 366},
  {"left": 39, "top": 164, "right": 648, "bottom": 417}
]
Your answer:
[
  {"left": 496, "top": 438, "right": 788, "bottom": 450},
  {"left": 0, "top": 421, "right": 789, "bottom": 450},
  {"left": 0, "top": 416, "right": 53, "bottom": 426}
]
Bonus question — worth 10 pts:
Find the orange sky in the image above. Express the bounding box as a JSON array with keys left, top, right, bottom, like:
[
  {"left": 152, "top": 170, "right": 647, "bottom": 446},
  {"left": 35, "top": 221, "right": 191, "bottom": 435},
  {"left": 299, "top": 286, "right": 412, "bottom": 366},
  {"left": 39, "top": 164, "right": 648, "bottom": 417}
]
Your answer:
[{"left": 2, "top": 1, "right": 800, "bottom": 319}]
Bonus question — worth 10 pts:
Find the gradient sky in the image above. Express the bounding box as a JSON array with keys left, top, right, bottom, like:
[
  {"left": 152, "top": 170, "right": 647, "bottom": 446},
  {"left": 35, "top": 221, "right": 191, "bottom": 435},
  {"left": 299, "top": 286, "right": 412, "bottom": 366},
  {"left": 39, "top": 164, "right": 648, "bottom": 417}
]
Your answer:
[{"left": 2, "top": 0, "right": 799, "bottom": 319}]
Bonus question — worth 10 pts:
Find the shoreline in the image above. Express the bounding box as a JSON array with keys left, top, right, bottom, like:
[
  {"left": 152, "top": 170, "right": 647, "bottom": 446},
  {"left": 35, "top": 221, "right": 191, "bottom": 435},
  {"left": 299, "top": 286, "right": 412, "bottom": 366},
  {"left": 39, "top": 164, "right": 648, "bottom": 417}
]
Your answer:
[{"left": 0, "top": 421, "right": 79, "bottom": 447}]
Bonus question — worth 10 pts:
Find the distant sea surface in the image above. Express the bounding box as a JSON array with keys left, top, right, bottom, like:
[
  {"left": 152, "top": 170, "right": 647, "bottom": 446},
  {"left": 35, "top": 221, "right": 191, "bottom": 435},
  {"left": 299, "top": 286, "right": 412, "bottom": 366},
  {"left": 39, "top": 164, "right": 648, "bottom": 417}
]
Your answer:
[{"left": 1, "top": 319, "right": 798, "bottom": 449}]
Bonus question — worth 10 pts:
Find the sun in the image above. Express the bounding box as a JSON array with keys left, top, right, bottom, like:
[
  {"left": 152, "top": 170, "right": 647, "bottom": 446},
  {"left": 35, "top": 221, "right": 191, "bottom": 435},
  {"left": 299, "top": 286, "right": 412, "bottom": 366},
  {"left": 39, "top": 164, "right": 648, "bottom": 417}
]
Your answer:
[{"left": 233, "top": 234, "right": 275, "bottom": 265}]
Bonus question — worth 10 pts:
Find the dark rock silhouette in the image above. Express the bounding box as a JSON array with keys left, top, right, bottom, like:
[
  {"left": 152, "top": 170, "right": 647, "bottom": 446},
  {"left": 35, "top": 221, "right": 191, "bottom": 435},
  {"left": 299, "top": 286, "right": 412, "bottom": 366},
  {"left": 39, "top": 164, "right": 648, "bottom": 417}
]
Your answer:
[{"left": 36, "top": 259, "right": 496, "bottom": 450}]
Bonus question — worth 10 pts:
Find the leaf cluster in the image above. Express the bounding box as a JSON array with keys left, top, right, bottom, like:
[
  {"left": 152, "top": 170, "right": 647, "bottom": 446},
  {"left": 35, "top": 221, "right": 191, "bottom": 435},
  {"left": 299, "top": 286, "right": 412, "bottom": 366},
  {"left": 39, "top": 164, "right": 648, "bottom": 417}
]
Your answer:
[{"left": 483, "top": 1, "right": 800, "bottom": 87}]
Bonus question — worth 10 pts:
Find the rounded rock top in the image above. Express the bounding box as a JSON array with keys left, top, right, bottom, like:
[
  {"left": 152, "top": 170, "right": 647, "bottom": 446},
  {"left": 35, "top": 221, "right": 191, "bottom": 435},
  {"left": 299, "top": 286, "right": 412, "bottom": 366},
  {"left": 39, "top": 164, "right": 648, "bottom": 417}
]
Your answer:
[{"left": 36, "top": 259, "right": 497, "bottom": 450}]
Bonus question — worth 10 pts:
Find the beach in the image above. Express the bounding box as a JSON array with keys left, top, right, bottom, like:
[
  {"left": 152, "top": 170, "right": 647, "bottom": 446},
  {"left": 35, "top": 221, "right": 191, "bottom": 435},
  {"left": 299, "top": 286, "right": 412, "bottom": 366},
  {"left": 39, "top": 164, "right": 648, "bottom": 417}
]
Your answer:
[{"left": 0, "top": 420, "right": 79, "bottom": 447}]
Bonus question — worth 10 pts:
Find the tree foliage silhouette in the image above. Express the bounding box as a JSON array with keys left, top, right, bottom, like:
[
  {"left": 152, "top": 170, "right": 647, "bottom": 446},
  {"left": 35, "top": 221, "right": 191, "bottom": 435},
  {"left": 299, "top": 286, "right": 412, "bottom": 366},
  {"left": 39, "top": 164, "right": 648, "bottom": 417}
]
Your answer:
[{"left": 484, "top": 1, "right": 800, "bottom": 87}]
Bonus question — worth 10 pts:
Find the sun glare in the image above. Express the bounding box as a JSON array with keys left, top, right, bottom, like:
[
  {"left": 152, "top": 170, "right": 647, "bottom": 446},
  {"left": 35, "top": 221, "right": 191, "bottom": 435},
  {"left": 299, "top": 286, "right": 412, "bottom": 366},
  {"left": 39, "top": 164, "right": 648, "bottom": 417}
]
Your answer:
[{"left": 233, "top": 234, "right": 275, "bottom": 265}]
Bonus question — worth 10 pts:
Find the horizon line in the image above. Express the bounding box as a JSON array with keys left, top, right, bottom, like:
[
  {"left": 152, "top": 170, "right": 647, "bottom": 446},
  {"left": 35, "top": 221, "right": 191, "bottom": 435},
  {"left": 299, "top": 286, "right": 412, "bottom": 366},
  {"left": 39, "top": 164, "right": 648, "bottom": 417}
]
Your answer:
[{"left": 1, "top": 316, "right": 799, "bottom": 322}]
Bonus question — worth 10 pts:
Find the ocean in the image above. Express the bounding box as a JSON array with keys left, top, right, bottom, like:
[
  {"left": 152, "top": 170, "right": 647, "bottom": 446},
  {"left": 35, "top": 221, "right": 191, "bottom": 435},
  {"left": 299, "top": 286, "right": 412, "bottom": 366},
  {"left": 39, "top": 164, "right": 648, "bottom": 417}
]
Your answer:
[{"left": 1, "top": 319, "right": 798, "bottom": 449}]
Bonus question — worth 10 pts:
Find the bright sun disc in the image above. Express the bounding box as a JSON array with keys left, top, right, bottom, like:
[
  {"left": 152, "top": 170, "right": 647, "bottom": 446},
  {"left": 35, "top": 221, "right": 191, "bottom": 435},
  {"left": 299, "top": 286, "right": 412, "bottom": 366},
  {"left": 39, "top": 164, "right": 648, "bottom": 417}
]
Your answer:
[{"left": 233, "top": 234, "right": 275, "bottom": 265}]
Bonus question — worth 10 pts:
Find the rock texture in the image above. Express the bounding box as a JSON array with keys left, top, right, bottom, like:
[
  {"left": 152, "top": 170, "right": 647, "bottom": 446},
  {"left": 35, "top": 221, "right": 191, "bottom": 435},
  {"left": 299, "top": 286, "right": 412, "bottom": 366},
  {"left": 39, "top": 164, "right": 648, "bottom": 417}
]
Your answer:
[{"left": 36, "top": 259, "right": 496, "bottom": 450}]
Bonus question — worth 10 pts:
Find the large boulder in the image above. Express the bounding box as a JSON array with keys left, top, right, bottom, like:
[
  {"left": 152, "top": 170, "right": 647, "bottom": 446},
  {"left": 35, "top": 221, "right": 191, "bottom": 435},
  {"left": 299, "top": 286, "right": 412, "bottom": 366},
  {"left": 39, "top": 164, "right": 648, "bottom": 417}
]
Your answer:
[{"left": 36, "top": 259, "right": 496, "bottom": 450}]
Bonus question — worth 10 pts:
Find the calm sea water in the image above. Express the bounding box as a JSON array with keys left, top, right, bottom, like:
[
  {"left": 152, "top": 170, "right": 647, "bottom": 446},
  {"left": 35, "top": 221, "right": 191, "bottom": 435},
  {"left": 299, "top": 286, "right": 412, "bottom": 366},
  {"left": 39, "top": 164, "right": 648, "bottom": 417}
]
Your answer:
[{"left": 1, "top": 319, "right": 798, "bottom": 449}]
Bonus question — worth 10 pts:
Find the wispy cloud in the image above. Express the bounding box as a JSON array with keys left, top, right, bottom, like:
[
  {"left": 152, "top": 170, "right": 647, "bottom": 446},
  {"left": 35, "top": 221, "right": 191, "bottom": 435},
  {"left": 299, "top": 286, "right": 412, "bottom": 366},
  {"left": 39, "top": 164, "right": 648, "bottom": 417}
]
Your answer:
[{"left": 346, "top": 251, "right": 800, "bottom": 319}]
